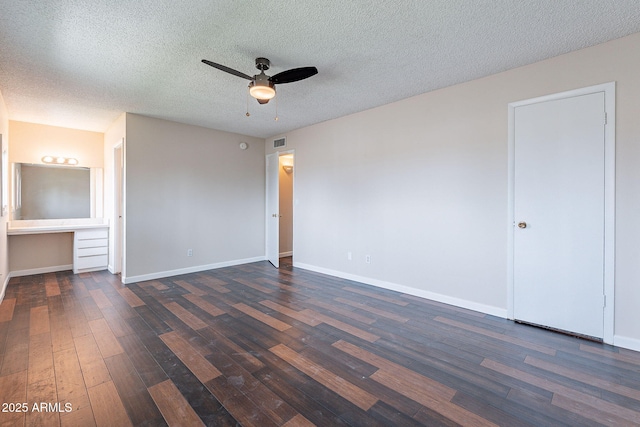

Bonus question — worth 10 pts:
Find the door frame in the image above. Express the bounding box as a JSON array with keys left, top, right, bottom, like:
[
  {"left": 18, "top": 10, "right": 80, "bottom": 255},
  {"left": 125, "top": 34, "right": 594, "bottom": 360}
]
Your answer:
[
  {"left": 265, "top": 152, "right": 280, "bottom": 268},
  {"left": 113, "top": 140, "right": 125, "bottom": 277},
  {"left": 278, "top": 150, "right": 295, "bottom": 259},
  {"left": 507, "top": 82, "right": 615, "bottom": 344},
  {"left": 265, "top": 149, "right": 295, "bottom": 268}
]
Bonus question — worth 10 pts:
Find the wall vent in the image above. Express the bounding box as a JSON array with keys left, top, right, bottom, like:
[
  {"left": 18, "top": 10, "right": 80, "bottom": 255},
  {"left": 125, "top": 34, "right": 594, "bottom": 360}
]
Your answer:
[{"left": 273, "top": 137, "right": 286, "bottom": 149}]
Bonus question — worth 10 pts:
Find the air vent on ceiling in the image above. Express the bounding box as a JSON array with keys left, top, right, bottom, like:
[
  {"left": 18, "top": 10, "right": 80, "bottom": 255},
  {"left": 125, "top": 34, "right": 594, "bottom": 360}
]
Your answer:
[{"left": 273, "top": 137, "right": 286, "bottom": 149}]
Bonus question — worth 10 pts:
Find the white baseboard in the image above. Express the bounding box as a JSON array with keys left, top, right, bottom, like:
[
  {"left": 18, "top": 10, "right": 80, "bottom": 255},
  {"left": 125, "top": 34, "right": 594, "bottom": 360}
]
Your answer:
[
  {"left": 123, "top": 256, "right": 266, "bottom": 285},
  {"left": 293, "top": 262, "right": 508, "bottom": 318},
  {"left": 279, "top": 251, "right": 293, "bottom": 258},
  {"left": 9, "top": 264, "right": 73, "bottom": 278},
  {"left": 614, "top": 335, "right": 640, "bottom": 353}
]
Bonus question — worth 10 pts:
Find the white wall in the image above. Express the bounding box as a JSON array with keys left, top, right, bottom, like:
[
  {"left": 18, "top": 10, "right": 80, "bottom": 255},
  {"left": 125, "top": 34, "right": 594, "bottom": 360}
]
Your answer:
[
  {"left": 9, "top": 233, "right": 74, "bottom": 274},
  {"left": 124, "top": 114, "right": 265, "bottom": 282},
  {"left": 0, "top": 90, "right": 9, "bottom": 302},
  {"left": 266, "top": 32, "right": 640, "bottom": 350},
  {"left": 9, "top": 121, "right": 103, "bottom": 167}
]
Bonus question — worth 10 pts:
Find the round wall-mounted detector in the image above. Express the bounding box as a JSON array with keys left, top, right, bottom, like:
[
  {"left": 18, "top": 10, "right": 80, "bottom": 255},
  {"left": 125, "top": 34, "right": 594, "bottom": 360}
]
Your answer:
[{"left": 239, "top": 142, "right": 248, "bottom": 150}]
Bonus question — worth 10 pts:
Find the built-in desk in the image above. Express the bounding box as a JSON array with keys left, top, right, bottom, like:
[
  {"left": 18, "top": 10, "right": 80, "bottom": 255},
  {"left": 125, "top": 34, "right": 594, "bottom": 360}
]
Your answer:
[{"left": 8, "top": 219, "right": 109, "bottom": 274}]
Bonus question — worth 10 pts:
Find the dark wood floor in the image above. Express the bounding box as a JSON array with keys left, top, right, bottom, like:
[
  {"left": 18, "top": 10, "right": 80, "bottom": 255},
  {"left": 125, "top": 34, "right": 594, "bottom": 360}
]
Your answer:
[{"left": 1, "top": 258, "right": 640, "bottom": 426}]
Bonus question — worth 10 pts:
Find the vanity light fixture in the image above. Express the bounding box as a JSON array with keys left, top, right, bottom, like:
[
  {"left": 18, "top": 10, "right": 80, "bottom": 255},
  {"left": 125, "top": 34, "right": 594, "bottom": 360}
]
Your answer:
[{"left": 42, "top": 156, "right": 79, "bottom": 166}]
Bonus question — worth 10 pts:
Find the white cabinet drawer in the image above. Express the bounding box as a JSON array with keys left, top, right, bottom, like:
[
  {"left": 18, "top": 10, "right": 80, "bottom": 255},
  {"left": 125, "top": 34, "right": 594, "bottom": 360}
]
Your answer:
[
  {"left": 76, "top": 255, "right": 108, "bottom": 270},
  {"left": 77, "top": 246, "right": 108, "bottom": 257},
  {"left": 73, "top": 227, "right": 109, "bottom": 273},
  {"left": 76, "top": 229, "right": 108, "bottom": 240},
  {"left": 76, "top": 238, "right": 108, "bottom": 249}
]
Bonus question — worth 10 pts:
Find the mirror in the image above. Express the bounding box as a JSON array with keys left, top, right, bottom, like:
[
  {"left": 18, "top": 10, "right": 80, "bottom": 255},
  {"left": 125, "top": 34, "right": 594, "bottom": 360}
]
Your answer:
[{"left": 12, "top": 163, "right": 103, "bottom": 220}]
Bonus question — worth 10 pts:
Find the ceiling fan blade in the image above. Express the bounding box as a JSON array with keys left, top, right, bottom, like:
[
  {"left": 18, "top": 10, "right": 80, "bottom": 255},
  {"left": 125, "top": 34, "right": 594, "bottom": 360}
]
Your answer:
[
  {"left": 269, "top": 67, "right": 318, "bottom": 84},
  {"left": 201, "top": 59, "right": 253, "bottom": 80}
]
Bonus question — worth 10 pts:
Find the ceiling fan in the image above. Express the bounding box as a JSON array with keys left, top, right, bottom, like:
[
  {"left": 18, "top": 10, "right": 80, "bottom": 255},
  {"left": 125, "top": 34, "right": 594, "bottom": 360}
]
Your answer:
[{"left": 201, "top": 57, "right": 318, "bottom": 104}]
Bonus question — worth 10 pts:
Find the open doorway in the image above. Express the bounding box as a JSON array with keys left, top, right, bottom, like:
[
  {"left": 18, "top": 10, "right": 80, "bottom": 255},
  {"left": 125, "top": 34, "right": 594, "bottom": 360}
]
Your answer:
[
  {"left": 278, "top": 153, "right": 294, "bottom": 260},
  {"left": 266, "top": 151, "right": 294, "bottom": 268}
]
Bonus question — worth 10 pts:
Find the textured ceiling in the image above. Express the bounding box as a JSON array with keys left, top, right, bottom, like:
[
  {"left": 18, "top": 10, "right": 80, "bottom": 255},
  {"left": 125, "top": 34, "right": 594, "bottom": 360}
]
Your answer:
[{"left": 1, "top": 1, "right": 640, "bottom": 139}]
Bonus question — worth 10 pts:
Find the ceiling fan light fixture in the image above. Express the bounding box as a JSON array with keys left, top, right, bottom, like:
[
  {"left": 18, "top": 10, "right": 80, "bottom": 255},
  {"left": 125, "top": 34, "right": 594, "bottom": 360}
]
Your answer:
[{"left": 249, "top": 80, "right": 276, "bottom": 101}]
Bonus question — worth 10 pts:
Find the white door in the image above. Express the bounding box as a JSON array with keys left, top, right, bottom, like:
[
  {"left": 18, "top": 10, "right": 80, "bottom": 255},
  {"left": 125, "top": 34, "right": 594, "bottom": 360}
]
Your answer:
[
  {"left": 266, "top": 153, "right": 279, "bottom": 268},
  {"left": 114, "top": 143, "right": 124, "bottom": 274},
  {"left": 513, "top": 92, "right": 606, "bottom": 339}
]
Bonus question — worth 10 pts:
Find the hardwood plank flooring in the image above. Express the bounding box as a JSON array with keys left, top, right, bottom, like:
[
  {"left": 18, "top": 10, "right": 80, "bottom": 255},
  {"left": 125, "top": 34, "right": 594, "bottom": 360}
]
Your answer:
[
  {"left": 269, "top": 343, "right": 379, "bottom": 411},
  {"left": 0, "top": 298, "right": 16, "bottom": 323},
  {"left": 159, "top": 331, "right": 222, "bottom": 383},
  {"left": 1, "top": 258, "right": 640, "bottom": 426},
  {"left": 86, "top": 380, "right": 132, "bottom": 427},
  {"left": 0, "top": 370, "right": 27, "bottom": 427},
  {"left": 148, "top": 379, "right": 204, "bottom": 427},
  {"left": 52, "top": 347, "right": 91, "bottom": 418}
]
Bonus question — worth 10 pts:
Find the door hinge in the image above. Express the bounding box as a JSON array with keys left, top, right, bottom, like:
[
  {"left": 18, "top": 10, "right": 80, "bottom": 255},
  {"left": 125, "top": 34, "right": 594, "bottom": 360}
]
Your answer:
[
  {"left": 604, "top": 112, "right": 608, "bottom": 125},
  {"left": 603, "top": 294, "right": 606, "bottom": 308}
]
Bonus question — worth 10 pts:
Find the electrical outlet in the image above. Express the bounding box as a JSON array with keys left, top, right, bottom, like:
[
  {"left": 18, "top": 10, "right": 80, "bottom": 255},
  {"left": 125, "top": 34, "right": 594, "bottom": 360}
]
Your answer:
[
  {"left": 187, "top": 249, "right": 193, "bottom": 257},
  {"left": 365, "top": 254, "right": 371, "bottom": 264},
  {"left": 347, "top": 251, "right": 352, "bottom": 261}
]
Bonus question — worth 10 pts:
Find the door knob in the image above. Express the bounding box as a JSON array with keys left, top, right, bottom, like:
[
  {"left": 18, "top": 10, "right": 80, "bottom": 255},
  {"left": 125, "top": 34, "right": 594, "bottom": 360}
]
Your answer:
[{"left": 517, "top": 222, "right": 527, "bottom": 229}]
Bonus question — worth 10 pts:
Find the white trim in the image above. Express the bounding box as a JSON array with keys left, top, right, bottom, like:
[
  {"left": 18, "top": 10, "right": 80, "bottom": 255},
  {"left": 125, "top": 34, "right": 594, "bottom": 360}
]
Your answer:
[
  {"left": 10, "top": 264, "right": 73, "bottom": 277},
  {"left": 507, "top": 82, "right": 616, "bottom": 344},
  {"left": 602, "top": 83, "right": 616, "bottom": 346},
  {"left": 613, "top": 335, "right": 640, "bottom": 353},
  {"left": 75, "top": 266, "right": 109, "bottom": 274},
  {"left": 279, "top": 149, "right": 295, "bottom": 267},
  {"left": 265, "top": 153, "right": 279, "bottom": 267},
  {"left": 294, "top": 262, "right": 507, "bottom": 318},
  {"left": 122, "top": 256, "right": 266, "bottom": 285},
  {"left": 113, "top": 141, "right": 124, "bottom": 276},
  {"left": 90, "top": 167, "right": 104, "bottom": 218},
  {"left": 265, "top": 148, "right": 296, "bottom": 269}
]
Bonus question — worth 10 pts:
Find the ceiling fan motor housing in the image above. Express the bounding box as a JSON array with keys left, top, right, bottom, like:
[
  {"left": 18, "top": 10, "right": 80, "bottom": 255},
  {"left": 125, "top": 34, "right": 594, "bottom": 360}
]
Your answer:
[{"left": 255, "top": 57, "right": 270, "bottom": 71}]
